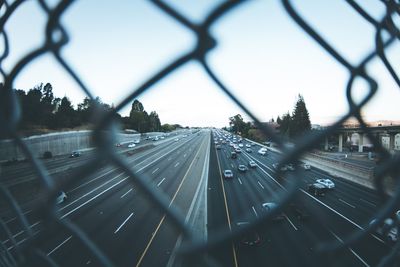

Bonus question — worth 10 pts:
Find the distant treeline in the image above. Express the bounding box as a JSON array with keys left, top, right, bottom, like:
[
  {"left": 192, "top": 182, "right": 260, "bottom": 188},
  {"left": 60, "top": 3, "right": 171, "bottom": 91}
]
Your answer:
[{"left": 1, "top": 82, "right": 181, "bottom": 138}]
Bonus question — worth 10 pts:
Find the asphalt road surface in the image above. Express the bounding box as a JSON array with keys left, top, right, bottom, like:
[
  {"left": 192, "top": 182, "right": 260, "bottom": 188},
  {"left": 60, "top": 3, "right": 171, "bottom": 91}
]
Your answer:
[{"left": 0, "top": 129, "right": 397, "bottom": 267}]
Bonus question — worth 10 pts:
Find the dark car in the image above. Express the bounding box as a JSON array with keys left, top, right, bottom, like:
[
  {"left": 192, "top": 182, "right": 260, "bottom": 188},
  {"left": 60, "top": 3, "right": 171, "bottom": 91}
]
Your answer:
[
  {"left": 231, "top": 152, "right": 237, "bottom": 159},
  {"left": 262, "top": 202, "right": 285, "bottom": 222},
  {"left": 307, "top": 183, "right": 327, "bottom": 196},
  {"left": 69, "top": 151, "right": 81, "bottom": 158},
  {"left": 289, "top": 204, "right": 310, "bottom": 220},
  {"left": 236, "top": 222, "right": 261, "bottom": 246}
]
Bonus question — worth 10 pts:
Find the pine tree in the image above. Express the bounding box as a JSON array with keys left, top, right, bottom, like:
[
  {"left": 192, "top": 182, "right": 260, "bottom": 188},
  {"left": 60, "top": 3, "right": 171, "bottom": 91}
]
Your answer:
[{"left": 290, "top": 94, "right": 311, "bottom": 137}]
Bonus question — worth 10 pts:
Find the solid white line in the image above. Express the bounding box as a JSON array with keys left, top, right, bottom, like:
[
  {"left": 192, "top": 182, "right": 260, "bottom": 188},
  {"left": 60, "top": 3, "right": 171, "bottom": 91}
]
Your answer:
[
  {"left": 330, "top": 230, "right": 370, "bottom": 267},
  {"left": 238, "top": 178, "right": 243, "bottom": 185},
  {"left": 257, "top": 181, "right": 265, "bottom": 189},
  {"left": 243, "top": 152, "right": 386, "bottom": 244},
  {"left": 114, "top": 213, "right": 134, "bottom": 234},
  {"left": 151, "top": 168, "right": 159, "bottom": 174},
  {"left": 61, "top": 177, "right": 128, "bottom": 219},
  {"left": 174, "top": 162, "right": 180, "bottom": 168},
  {"left": 157, "top": 178, "right": 166, "bottom": 187},
  {"left": 60, "top": 172, "right": 125, "bottom": 211},
  {"left": 4, "top": 210, "right": 32, "bottom": 224},
  {"left": 284, "top": 215, "right": 298, "bottom": 231},
  {"left": 47, "top": 236, "right": 72, "bottom": 256},
  {"left": 339, "top": 198, "right": 356, "bottom": 209},
  {"left": 120, "top": 188, "right": 133, "bottom": 198},
  {"left": 252, "top": 206, "right": 259, "bottom": 217},
  {"left": 2, "top": 221, "right": 41, "bottom": 245},
  {"left": 359, "top": 198, "right": 377, "bottom": 207}
]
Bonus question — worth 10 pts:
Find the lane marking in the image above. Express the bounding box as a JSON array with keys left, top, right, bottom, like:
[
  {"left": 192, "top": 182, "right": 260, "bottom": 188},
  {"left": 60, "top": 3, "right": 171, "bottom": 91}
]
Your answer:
[
  {"left": 244, "top": 152, "right": 386, "bottom": 245},
  {"left": 215, "top": 143, "right": 239, "bottom": 267},
  {"left": 359, "top": 198, "right": 377, "bottom": 207},
  {"left": 252, "top": 206, "right": 259, "bottom": 218},
  {"left": 157, "top": 178, "right": 166, "bottom": 187},
  {"left": 4, "top": 210, "right": 32, "bottom": 224},
  {"left": 330, "top": 230, "right": 370, "bottom": 267},
  {"left": 238, "top": 178, "right": 243, "bottom": 185},
  {"left": 47, "top": 236, "right": 72, "bottom": 256},
  {"left": 174, "top": 162, "right": 180, "bottom": 168},
  {"left": 168, "top": 157, "right": 171, "bottom": 161},
  {"left": 120, "top": 188, "right": 133, "bottom": 198},
  {"left": 183, "top": 153, "right": 187, "bottom": 158},
  {"left": 61, "top": 177, "right": 128, "bottom": 219},
  {"left": 284, "top": 215, "right": 298, "bottom": 231},
  {"left": 257, "top": 181, "right": 265, "bottom": 189},
  {"left": 2, "top": 221, "right": 41, "bottom": 245},
  {"left": 135, "top": 137, "right": 207, "bottom": 267},
  {"left": 151, "top": 168, "right": 159, "bottom": 174},
  {"left": 339, "top": 198, "right": 356, "bottom": 209},
  {"left": 114, "top": 213, "right": 134, "bottom": 234},
  {"left": 230, "top": 163, "right": 234, "bottom": 168}
]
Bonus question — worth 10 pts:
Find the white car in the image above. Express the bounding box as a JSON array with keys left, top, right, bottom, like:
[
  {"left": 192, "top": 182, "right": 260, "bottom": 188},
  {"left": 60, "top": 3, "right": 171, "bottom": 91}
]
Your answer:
[
  {"left": 133, "top": 139, "right": 140, "bottom": 144},
  {"left": 238, "top": 144, "right": 244, "bottom": 148},
  {"left": 303, "top": 163, "right": 311, "bottom": 170},
  {"left": 223, "top": 170, "right": 234, "bottom": 179},
  {"left": 56, "top": 191, "right": 67, "bottom": 204},
  {"left": 316, "top": 179, "right": 335, "bottom": 189},
  {"left": 128, "top": 143, "right": 136, "bottom": 148},
  {"left": 246, "top": 144, "right": 251, "bottom": 148},
  {"left": 258, "top": 149, "right": 267, "bottom": 156}
]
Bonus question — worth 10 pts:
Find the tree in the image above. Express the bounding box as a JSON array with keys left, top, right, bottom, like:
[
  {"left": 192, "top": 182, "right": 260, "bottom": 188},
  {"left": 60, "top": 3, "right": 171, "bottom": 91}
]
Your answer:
[
  {"left": 290, "top": 94, "right": 311, "bottom": 137},
  {"left": 229, "top": 114, "right": 247, "bottom": 135},
  {"left": 54, "top": 96, "right": 77, "bottom": 128},
  {"left": 277, "top": 112, "right": 291, "bottom": 139},
  {"left": 148, "top": 111, "right": 161, "bottom": 132}
]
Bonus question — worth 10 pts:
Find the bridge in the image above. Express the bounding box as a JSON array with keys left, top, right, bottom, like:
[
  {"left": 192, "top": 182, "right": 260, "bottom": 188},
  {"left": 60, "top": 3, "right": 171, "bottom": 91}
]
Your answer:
[{"left": 325, "top": 125, "right": 400, "bottom": 153}]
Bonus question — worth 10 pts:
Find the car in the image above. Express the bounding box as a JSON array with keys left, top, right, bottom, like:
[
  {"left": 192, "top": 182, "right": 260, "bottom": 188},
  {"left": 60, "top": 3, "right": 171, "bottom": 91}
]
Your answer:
[
  {"left": 246, "top": 144, "right": 251, "bottom": 148},
  {"left": 289, "top": 204, "right": 310, "bottom": 220},
  {"left": 248, "top": 160, "right": 257, "bottom": 168},
  {"left": 115, "top": 143, "right": 121, "bottom": 147},
  {"left": 307, "top": 183, "right": 327, "bottom": 196},
  {"left": 56, "top": 191, "right": 67, "bottom": 204},
  {"left": 216, "top": 145, "right": 222, "bottom": 150},
  {"left": 287, "top": 164, "right": 295, "bottom": 171},
  {"left": 235, "top": 148, "right": 242, "bottom": 153},
  {"left": 273, "top": 163, "right": 287, "bottom": 171},
  {"left": 303, "top": 163, "right": 311, "bottom": 170},
  {"left": 223, "top": 170, "right": 234, "bottom": 179},
  {"left": 370, "top": 218, "right": 398, "bottom": 244},
  {"left": 174, "top": 138, "right": 179, "bottom": 141},
  {"left": 69, "top": 151, "right": 81, "bottom": 158},
  {"left": 128, "top": 143, "right": 136, "bottom": 148},
  {"left": 238, "top": 144, "right": 244, "bottom": 148},
  {"left": 152, "top": 136, "right": 159, "bottom": 141},
  {"left": 316, "top": 179, "right": 335, "bottom": 189},
  {"left": 245, "top": 148, "right": 252, "bottom": 153},
  {"left": 261, "top": 202, "right": 285, "bottom": 221},
  {"left": 133, "top": 139, "right": 140, "bottom": 144},
  {"left": 235, "top": 222, "right": 261, "bottom": 246},
  {"left": 231, "top": 152, "right": 237, "bottom": 159},
  {"left": 238, "top": 165, "right": 248, "bottom": 172},
  {"left": 258, "top": 149, "right": 267, "bottom": 155}
]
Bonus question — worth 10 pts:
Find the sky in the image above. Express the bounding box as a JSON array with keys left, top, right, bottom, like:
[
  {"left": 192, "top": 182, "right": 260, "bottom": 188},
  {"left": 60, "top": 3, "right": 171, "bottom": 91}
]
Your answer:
[{"left": 1, "top": 0, "right": 399, "bottom": 128}]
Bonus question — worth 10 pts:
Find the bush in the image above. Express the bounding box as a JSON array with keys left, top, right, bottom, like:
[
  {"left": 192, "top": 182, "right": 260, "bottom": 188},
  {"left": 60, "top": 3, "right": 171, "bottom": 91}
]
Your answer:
[{"left": 43, "top": 151, "right": 53, "bottom": 159}]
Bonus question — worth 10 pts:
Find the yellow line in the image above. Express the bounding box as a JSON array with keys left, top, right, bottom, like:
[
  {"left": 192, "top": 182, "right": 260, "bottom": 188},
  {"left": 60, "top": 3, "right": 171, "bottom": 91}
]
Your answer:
[
  {"left": 135, "top": 136, "right": 207, "bottom": 267},
  {"left": 215, "top": 147, "right": 239, "bottom": 267}
]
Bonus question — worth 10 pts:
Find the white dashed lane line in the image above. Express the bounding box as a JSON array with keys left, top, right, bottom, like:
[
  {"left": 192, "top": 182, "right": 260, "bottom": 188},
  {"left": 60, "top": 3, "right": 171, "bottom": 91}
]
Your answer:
[
  {"left": 238, "top": 178, "right": 243, "bottom": 185},
  {"left": 157, "top": 178, "right": 166, "bottom": 187},
  {"left": 174, "top": 162, "right": 180, "bottom": 168},
  {"left": 114, "top": 212, "right": 134, "bottom": 234},
  {"left": 120, "top": 188, "right": 133, "bottom": 198},
  {"left": 257, "top": 181, "right": 264, "bottom": 189},
  {"left": 152, "top": 168, "right": 159, "bottom": 174},
  {"left": 339, "top": 198, "right": 356, "bottom": 209}
]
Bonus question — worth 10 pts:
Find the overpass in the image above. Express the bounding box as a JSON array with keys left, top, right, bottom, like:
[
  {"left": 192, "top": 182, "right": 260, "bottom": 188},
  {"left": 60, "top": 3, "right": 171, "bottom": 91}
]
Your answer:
[{"left": 325, "top": 125, "right": 400, "bottom": 153}]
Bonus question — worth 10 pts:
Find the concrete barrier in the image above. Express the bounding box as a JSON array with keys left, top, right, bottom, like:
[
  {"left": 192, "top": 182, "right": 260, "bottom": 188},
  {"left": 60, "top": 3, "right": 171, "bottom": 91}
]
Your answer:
[{"left": 0, "top": 130, "right": 165, "bottom": 162}]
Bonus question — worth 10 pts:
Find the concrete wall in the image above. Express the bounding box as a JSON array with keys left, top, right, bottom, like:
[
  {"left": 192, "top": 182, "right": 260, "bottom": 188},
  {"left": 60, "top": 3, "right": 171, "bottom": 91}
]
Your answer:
[{"left": 0, "top": 130, "right": 164, "bottom": 162}]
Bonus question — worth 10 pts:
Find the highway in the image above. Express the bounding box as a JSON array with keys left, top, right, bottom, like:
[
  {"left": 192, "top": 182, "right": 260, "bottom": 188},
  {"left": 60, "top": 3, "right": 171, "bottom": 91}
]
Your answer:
[
  {"left": 0, "top": 129, "right": 397, "bottom": 266},
  {"left": 210, "top": 129, "right": 393, "bottom": 267},
  {"left": 1, "top": 130, "right": 210, "bottom": 267}
]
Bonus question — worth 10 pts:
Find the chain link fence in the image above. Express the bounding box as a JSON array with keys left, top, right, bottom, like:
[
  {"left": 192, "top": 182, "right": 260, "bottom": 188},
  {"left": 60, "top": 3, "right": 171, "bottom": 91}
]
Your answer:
[{"left": 0, "top": 0, "right": 399, "bottom": 266}]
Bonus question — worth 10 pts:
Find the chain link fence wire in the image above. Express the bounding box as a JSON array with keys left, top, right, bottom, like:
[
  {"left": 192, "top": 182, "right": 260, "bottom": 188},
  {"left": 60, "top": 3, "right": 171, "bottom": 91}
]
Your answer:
[{"left": 0, "top": 0, "right": 399, "bottom": 266}]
